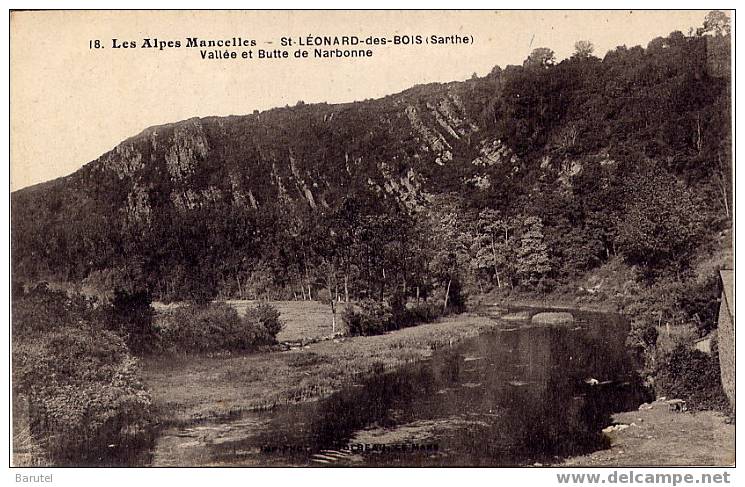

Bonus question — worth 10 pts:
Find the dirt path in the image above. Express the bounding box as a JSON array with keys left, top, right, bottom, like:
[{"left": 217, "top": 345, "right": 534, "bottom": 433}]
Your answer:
[{"left": 563, "top": 400, "right": 735, "bottom": 466}]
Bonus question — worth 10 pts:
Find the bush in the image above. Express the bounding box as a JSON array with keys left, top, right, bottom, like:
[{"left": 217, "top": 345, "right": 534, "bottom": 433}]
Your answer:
[
  {"left": 390, "top": 291, "right": 413, "bottom": 328},
  {"left": 21, "top": 339, "right": 153, "bottom": 465},
  {"left": 655, "top": 344, "right": 730, "bottom": 412},
  {"left": 158, "top": 303, "right": 241, "bottom": 352},
  {"left": 12, "top": 288, "right": 154, "bottom": 465},
  {"left": 626, "top": 322, "right": 659, "bottom": 377},
  {"left": 616, "top": 169, "right": 706, "bottom": 275},
  {"left": 342, "top": 298, "right": 447, "bottom": 337},
  {"left": 157, "top": 302, "right": 284, "bottom": 352},
  {"left": 244, "top": 303, "right": 284, "bottom": 345},
  {"left": 669, "top": 274, "right": 722, "bottom": 336},
  {"left": 536, "top": 276, "right": 558, "bottom": 294},
  {"left": 627, "top": 322, "right": 659, "bottom": 353},
  {"left": 342, "top": 300, "right": 393, "bottom": 336},
  {"left": 341, "top": 304, "right": 363, "bottom": 335},
  {"left": 108, "top": 289, "right": 156, "bottom": 353},
  {"left": 13, "top": 283, "right": 103, "bottom": 338},
  {"left": 406, "top": 301, "right": 442, "bottom": 323},
  {"left": 431, "top": 279, "right": 467, "bottom": 315}
]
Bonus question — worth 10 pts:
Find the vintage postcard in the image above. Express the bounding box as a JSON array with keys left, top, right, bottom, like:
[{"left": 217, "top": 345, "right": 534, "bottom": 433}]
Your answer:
[{"left": 9, "top": 9, "right": 734, "bottom": 472}]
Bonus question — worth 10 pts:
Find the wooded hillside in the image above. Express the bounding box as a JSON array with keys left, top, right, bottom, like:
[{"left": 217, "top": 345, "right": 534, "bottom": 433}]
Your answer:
[{"left": 12, "top": 25, "right": 732, "bottom": 322}]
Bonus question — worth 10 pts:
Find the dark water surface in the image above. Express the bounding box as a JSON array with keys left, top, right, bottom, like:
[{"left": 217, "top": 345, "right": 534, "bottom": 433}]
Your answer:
[{"left": 151, "top": 307, "right": 650, "bottom": 466}]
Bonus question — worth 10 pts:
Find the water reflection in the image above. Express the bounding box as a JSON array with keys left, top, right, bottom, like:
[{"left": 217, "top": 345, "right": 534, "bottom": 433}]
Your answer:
[{"left": 153, "top": 309, "right": 651, "bottom": 466}]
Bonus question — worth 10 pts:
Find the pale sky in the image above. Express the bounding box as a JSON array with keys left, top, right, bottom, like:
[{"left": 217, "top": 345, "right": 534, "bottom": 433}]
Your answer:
[{"left": 10, "top": 10, "right": 721, "bottom": 190}]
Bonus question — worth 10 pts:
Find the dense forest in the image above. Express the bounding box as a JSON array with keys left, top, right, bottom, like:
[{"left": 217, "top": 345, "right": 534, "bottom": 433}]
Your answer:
[{"left": 12, "top": 17, "right": 732, "bottom": 330}]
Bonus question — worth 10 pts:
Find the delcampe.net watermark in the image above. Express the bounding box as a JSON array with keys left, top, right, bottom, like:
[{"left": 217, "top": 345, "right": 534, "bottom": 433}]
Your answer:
[{"left": 556, "top": 470, "right": 732, "bottom": 486}]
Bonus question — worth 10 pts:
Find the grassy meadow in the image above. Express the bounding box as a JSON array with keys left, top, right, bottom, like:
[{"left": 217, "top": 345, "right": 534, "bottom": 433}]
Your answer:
[
  {"left": 224, "top": 300, "right": 336, "bottom": 343},
  {"left": 140, "top": 304, "right": 503, "bottom": 425}
]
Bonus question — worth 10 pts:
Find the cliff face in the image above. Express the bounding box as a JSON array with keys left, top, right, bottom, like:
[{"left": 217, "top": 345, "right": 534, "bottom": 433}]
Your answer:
[
  {"left": 10, "top": 75, "right": 523, "bottom": 283},
  {"left": 16, "top": 77, "right": 516, "bottom": 228}
]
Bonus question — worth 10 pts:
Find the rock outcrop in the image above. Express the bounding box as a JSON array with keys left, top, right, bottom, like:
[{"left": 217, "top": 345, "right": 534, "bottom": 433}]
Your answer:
[{"left": 531, "top": 312, "right": 574, "bottom": 325}]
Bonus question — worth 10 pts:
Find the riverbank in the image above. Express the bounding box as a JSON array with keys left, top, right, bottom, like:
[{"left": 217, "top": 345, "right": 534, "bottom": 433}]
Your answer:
[
  {"left": 471, "top": 291, "right": 619, "bottom": 314},
  {"left": 563, "top": 399, "right": 735, "bottom": 466},
  {"left": 139, "top": 301, "right": 734, "bottom": 467},
  {"left": 140, "top": 312, "right": 505, "bottom": 426}
]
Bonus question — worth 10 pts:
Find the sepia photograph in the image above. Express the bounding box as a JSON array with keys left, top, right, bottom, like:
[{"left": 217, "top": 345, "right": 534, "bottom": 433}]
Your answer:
[{"left": 8, "top": 8, "right": 735, "bottom": 472}]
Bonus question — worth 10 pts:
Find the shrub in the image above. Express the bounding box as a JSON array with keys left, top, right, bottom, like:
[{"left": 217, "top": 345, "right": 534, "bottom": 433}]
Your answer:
[
  {"left": 536, "top": 276, "right": 558, "bottom": 294},
  {"left": 430, "top": 279, "right": 467, "bottom": 315},
  {"left": 655, "top": 344, "right": 730, "bottom": 412},
  {"left": 390, "top": 291, "right": 413, "bottom": 328},
  {"left": 406, "top": 301, "right": 442, "bottom": 323},
  {"left": 13, "top": 283, "right": 103, "bottom": 338},
  {"left": 108, "top": 289, "right": 156, "bottom": 353},
  {"left": 669, "top": 274, "right": 722, "bottom": 336},
  {"left": 627, "top": 322, "right": 659, "bottom": 353},
  {"left": 21, "top": 341, "right": 153, "bottom": 465},
  {"left": 12, "top": 288, "right": 154, "bottom": 465},
  {"left": 616, "top": 169, "right": 706, "bottom": 274},
  {"left": 157, "top": 302, "right": 243, "bottom": 352},
  {"left": 341, "top": 304, "right": 363, "bottom": 335},
  {"left": 626, "top": 321, "right": 659, "bottom": 376},
  {"left": 342, "top": 297, "right": 450, "bottom": 337},
  {"left": 342, "top": 300, "right": 393, "bottom": 336},
  {"left": 244, "top": 303, "right": 284, "bottom": 345},
  {"left": 157, "top": 302, "right": 284, "bottom": 352}
]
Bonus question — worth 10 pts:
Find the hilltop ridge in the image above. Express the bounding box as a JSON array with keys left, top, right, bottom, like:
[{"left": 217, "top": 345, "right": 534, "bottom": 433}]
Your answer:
[{"left": 12, "top": 30, "right": 732, "bottom": 310}]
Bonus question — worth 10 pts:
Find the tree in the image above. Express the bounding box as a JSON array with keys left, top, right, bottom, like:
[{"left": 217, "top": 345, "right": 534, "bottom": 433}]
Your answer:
[
  {"left": 572, "top": 40, "right": 594, "bottom": 59},
  {"left": 515, "top": 216, "right": 551, "bottom": 286},
  {"left": 472, "top": 209, "right": 513, "bottom": 289},
  {"left": 712, "top": 152, "right": 732, "bottom": 218},
  {"left": 697, "top": 10, "right": 731, "bottom": 37},
  {"left": 616, "top": 169, "right": 706, "bottom": 275},
  {"left": 488, "top": 64, "right": 503, "bottom": 78},
  {"left": 523, "top": 47, "right": 555, "bottom": 69},
  {"left": 317, "top": 271, "right": 340, "bottom": 333},
  {"left": 424, "top": 196, "right": 473, "bottom": 312}
]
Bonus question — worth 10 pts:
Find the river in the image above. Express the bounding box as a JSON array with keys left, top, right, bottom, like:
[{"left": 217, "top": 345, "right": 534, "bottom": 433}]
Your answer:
[{"left": 149, "top": 307, "right": 650, "bottom": 466}]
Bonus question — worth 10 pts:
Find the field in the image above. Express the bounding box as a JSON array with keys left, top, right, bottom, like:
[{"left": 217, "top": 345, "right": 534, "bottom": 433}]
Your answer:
[
  {"left": 139, "top": 303, "right": 503, "bottom": 425},
  {"left": 224, "top": 300, "right": 336, "bottom": 343},
  {"left": 153, "top": 299, "right": 337, "bottom": 343}
]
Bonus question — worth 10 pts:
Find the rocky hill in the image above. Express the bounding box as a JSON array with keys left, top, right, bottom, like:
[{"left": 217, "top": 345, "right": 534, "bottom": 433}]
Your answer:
[{"left": 12, "top": 30, "right": 732, "bottom": 305}]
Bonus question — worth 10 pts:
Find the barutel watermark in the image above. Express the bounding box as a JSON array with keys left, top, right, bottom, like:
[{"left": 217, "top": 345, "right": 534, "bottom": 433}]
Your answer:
[{"left": 15, "top": 474, "right": 54, "bottom": 483}]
